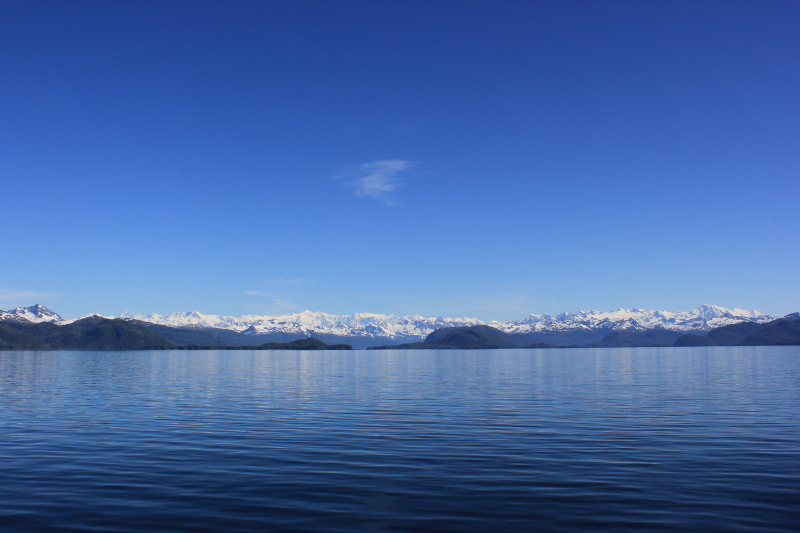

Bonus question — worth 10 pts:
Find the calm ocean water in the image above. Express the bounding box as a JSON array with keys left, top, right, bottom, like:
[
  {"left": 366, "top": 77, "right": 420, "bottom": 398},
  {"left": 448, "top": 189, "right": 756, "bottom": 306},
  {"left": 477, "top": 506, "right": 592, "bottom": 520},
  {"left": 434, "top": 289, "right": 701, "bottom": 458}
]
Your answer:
[{"left": 0, "top": 347, "right": 798, "bottom": 532}]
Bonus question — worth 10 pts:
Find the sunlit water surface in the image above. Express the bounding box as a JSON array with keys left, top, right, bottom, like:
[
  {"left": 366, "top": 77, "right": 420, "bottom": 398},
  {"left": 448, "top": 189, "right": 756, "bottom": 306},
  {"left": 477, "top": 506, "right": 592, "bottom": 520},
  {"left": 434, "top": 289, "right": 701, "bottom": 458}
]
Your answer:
[{"left": 0, "top": 347, "right": 798, "bottom": 532}]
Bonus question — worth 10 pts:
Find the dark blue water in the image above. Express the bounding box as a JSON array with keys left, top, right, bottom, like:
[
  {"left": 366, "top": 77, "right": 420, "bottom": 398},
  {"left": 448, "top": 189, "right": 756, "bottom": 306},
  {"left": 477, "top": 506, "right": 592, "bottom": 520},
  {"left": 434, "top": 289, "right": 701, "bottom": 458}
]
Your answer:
[{"left": 0, "top": 347, "right": 798, "bottom": 532}]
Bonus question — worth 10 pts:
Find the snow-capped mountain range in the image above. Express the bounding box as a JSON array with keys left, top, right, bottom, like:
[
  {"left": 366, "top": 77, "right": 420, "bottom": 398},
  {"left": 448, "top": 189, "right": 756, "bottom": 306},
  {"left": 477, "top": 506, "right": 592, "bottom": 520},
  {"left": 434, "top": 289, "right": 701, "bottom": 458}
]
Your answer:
[
  {"left": 1, "top": 304, "right": 778, "bottom": 339},
  {"left": 119, "top": 304, "right": 772, "bottom": 338},
  {"left": 498, "top": 305, "right": 770, "bottom": 334},
  {"left": 120, "top": 310, "right": 485, "bottom": 338}
]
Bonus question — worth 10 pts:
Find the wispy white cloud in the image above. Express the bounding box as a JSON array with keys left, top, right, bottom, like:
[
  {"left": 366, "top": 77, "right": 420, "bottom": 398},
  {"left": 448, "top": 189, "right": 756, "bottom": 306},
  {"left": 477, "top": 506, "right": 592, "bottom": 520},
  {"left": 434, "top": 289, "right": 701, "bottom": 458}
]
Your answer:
[
  {"left": 244, "top": 290, "right": 269, "bottom": 296},
  {"left": 339, "top": 159, "right": 411, "bottom": 205},
  {"left": 270, "top": 298, "right": 297, "bottom": 311},
  {"left": 0, "top": 290, "right": 62, "bottom": 302}
]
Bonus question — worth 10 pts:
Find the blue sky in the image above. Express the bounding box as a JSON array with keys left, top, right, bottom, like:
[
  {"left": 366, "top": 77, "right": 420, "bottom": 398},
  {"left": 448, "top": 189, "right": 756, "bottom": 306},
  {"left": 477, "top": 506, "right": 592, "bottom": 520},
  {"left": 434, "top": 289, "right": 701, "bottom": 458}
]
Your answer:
[{"left": 2, "top": 0, "right": 798, "bottom": 321}]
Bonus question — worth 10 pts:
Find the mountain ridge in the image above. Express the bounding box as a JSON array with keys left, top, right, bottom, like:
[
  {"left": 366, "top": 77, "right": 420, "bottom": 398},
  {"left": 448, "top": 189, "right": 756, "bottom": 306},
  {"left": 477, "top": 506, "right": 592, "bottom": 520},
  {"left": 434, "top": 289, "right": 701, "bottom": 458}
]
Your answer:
[
  {"left": 0, "top": 316, "right": 352, "bottom": 351},
  {"left": 1, "top": 304, "right": 782, "bottom": 346},
  {"left": 119, "top": 304, "right": 773, "bottom": 339},
  {"left": 2, "top": 305, "right": 798, "bottom": 349}
]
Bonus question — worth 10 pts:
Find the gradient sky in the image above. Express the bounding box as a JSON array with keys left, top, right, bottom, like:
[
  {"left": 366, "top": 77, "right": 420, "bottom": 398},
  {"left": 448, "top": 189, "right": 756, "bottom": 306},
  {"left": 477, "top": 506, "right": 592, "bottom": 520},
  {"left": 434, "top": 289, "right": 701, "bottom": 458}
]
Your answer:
[{"left": 2, "top": 0, "right": 798, "bottom": 321}]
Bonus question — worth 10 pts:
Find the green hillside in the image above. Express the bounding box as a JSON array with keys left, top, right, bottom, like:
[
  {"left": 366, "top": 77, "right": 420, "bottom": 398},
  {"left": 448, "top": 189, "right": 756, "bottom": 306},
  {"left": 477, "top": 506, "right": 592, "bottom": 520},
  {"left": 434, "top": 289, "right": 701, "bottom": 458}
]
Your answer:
[
  {"left": 674, "top": 321, "right": 765, "bottom": 347},
  {"left": 674, "top": 317, "right": 800, "bottom": 347},
  {"left": 588, "top": 329, "right": 684, "bottom": 348},
  {"left": 0, "top": 324, "right": 48, "bottom": 349},
  {"left": 739, "top": 318, "right": 800, "bottom": 345},
  {"left": 369, "top": 325, "right": 521, "bottom": 349},
  {"left": 1, "top": 317, "right": 173, "bottom": 350}
]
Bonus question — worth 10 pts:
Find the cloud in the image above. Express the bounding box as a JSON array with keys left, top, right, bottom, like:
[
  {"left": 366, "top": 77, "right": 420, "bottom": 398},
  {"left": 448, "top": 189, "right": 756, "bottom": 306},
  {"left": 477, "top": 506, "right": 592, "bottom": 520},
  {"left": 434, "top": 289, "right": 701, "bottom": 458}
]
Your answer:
[
  {"left": 0, "top": 290, "right": 62, "bottom": 302},
  {"left": 340, "top": 160, "right": 410, "bottom": 204},
  {"left": 243, "top": 286, "right": 304, "bottom": 314},
  {"left": 244, "top": 290, "right": 269, "bottom": 296},
  {"left": 270, "top": 298, "right": 297, "bottom": 311}
]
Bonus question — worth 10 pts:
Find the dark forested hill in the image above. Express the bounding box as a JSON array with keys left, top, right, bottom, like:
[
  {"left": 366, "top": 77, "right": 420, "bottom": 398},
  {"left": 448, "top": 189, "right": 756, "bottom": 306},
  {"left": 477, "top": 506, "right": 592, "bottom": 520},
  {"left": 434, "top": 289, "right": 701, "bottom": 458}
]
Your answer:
[
  {"left": 738, "top": 318, "right": 800, "bottom": 346},
  {"left": 0, "top": 324, "right": 48, "bottom": 349},
  {"left": 129, "top": 320, "right": 304, "bottom": 346},
  {"left": 53, "top": 318, "right": 174, "bottom": 349},
  {"left": 587, "top": 329, "right": 685, "bottom": 348},
  {"left": 424, "top": 325, "right": 519, "bottom": 348},
  {"left": 674, "top": 321, "right": 765, "bottom": 347},
  {"left": 260, "top": 337, "right": 352, "bottom": 350},
  {"left": 674, "top": 316, "right": 800, "bottom": 347},
  {"left": 1, "top": 317, "right": 352, "bottom": 350},
  {"left": 369, "top": 325, "right": 524, "bottom": 349},
  {"left": 1, "top": 317, "right": 173, "bottom": 349}
]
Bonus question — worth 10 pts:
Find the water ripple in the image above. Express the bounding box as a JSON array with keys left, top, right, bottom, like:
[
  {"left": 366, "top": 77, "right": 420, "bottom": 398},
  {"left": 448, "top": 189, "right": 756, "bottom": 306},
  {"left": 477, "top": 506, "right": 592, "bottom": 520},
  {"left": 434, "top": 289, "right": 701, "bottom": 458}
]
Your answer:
[{"left": 0, "top": 347, "right": 798, "bottom": 532}]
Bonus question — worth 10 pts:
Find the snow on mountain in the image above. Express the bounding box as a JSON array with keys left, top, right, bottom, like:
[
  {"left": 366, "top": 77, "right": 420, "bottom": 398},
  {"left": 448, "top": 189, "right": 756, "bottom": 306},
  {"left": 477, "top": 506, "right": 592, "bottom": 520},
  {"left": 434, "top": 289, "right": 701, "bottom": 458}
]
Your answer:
[
  {"left": 120, "top": 309, "right": 483, "bottom": 337},
  {"left": 0, "top": 304, "right": 65, "bottom": 324},
  {"left": 0, "top": 303, "right": 774, "bottom": 338},
  {"left": 120, "top": 304, "right": 772, "bottom": 338},
  {"left": 498, "top": 304, "right": 771, "bottom": 334}
]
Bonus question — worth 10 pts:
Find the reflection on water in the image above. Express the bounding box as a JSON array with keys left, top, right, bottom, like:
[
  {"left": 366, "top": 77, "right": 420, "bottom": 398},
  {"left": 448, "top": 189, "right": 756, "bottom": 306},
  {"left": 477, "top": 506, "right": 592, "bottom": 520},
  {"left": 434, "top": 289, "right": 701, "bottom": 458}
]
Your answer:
[{"left": 0, "top": 347, "right": 798, "bottom": 532}]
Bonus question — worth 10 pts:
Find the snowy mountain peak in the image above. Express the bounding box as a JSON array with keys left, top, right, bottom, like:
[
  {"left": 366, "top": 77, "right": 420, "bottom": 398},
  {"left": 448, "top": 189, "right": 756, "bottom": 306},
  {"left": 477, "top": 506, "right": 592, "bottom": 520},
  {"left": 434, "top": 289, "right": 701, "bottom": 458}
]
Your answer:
[
  {"left": 0, "top": 304, "right": 64, "bottom": 324},
  {"left": 694, "top": 304, "right": 762, "bottom": 321}
]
